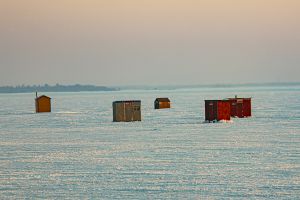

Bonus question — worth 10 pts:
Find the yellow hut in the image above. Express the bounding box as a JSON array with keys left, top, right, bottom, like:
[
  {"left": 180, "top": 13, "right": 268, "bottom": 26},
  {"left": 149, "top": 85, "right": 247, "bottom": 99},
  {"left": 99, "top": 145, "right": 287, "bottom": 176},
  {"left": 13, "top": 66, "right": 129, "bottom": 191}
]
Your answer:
[{"left": 35, "top": 93, "right": 51, "bottom": 113}]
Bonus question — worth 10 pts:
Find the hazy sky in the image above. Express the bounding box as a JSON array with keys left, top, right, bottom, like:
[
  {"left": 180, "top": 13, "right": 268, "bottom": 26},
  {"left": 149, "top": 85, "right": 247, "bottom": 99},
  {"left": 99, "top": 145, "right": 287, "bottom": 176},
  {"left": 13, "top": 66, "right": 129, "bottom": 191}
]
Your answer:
[{"left": 0, "top": 0, "right": 299, "bottom": 86}]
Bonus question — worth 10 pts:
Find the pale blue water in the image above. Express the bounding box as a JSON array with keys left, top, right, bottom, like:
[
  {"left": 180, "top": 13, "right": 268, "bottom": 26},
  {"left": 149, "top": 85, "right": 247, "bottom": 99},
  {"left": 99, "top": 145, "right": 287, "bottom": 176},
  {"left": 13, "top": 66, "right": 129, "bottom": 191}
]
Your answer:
[{"left": 0, "top": 85, "right": 299, "bottom": 199}]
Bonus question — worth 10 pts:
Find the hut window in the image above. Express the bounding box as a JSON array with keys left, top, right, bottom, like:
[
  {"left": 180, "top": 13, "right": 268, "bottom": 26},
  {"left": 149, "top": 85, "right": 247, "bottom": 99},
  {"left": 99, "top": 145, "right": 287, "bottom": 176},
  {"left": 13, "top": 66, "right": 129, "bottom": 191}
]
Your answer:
[{"left": 133, "top": 106, "right": 140, "bottom": 111}]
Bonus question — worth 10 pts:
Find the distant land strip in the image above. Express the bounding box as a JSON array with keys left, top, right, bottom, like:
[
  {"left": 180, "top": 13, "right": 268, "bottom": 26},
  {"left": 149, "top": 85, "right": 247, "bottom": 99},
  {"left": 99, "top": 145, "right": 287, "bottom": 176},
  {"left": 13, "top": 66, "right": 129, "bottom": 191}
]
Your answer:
[{"left": 0, "top": 84, "right": 118, "bottom": 93}]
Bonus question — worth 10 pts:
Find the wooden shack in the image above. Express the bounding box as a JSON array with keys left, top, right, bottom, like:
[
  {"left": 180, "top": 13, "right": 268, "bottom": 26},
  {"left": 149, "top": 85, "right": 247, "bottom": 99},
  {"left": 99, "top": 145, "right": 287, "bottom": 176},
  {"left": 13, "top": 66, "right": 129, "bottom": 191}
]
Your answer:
[
  {"left": 154, "top": 98, "right": 171, "bottom": 109},
  {"left": 35, "top": 94, "right": 51, "bottom": 113},
  {"left": 228, "top": 97, "right": 251, "bottom": 117},
  {"left": 205, "top": 100, "right": 231, "bottom": 122},
  {"left": 113, "top": 100, "right": 141, "bottom": 122}
]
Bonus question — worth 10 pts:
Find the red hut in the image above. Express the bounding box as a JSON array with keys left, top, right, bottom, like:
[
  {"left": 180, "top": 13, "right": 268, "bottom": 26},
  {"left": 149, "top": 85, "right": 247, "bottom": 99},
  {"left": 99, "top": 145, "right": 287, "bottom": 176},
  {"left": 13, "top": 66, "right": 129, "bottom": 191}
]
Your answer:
[
  {"left": 205, "top": 100, "right": 231, "bottom": 122},
  {"left": 228, "top": 97, "right": 251, "bottom": 118}
]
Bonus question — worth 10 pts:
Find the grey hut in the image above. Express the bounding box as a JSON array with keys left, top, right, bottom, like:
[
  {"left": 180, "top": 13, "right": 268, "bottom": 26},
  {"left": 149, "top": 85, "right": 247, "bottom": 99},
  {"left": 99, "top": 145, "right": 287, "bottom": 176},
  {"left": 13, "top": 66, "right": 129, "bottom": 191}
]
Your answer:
[
  {"left": 154, "top": 98, "right": 171, "bottom": 109},
  {"left": 112, "top": 100, "right": 141, "bottom": 122}
]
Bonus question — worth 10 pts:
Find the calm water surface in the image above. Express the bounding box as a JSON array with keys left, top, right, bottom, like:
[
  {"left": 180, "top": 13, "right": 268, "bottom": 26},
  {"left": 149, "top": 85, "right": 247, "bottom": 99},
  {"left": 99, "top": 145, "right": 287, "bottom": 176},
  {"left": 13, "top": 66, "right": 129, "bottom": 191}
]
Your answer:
[{"left": 0, "top": 85, "right": 299, "bottom": 199}]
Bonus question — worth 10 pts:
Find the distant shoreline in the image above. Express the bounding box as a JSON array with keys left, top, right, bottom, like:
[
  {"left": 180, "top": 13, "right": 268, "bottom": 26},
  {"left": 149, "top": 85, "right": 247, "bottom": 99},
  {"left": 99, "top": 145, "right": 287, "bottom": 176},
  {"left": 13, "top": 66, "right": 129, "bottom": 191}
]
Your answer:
[
  {"left": 0, "top": 84, "right": 118, "bottom": 94},
  {"left": 0, "top": 82, "right": 299, "bottom": 93}
]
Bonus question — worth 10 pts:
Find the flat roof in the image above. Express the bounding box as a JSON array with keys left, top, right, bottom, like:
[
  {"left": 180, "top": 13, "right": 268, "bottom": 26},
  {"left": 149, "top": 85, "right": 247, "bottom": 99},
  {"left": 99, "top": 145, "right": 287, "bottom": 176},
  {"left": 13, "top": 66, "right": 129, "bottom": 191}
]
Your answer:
[
  {"left": 226, "top": 97, "right": 252, "bottom": 100},
  {"left": 205, "top": 99, "right": 230, "bottom": 102},
  {"left": 113, "top": 100, "right": 141, "bottom": 103},
  {"left": 155, "top": 98, "right": 170, "bottom": 102}
]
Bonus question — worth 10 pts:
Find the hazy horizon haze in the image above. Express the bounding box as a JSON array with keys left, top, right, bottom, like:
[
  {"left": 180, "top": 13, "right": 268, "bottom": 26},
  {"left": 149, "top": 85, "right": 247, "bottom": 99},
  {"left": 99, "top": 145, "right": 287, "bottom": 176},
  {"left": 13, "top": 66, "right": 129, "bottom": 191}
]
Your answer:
[{"left": 1, "top": 0, "right": 299, "bottom": 86}]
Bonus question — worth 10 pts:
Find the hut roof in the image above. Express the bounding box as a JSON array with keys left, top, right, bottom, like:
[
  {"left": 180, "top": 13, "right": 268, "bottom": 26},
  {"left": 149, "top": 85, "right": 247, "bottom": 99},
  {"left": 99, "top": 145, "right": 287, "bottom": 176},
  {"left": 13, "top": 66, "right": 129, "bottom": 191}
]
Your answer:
[
  {"left": 226, "top": 97, "right": 252, "bottom": 100},
  {"left": 36, "top": 95, "right": 51, "bottom": 100},
  {"left": 205, "top": 99, "right": 230, "bottom": 102},
  {"left": 155, "top": 98, "right": 170, "bottom": 102},
  {"left": 113, "top": 100, "right": 141, "bottom": 103}
]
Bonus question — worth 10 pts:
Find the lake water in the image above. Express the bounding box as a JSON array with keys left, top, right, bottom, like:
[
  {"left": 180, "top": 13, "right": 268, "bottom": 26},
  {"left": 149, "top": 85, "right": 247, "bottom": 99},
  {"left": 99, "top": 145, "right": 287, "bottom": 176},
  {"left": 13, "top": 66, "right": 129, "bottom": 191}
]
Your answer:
[{"left": 0, "top": 85, "right": 299, "bottom": 199}]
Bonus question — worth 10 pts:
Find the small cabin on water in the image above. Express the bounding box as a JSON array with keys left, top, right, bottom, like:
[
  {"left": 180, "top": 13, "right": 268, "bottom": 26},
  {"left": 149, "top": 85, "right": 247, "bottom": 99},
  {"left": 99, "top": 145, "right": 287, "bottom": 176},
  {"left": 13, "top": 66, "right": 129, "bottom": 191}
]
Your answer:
[
  {"left": 35, "top": 93, "right": 51, "bottom": 113},
  {"left": 113, "top": 100, "right": 141, "bottom": 122},
  {"left": 154, "top": 98, "right": 171, "bottom": 109},
  {"left": 227, "top": 97, "right": 251, "bottom": 118},
  {"left": 205, "top": 100, "right": 231, "bottom": 122}
]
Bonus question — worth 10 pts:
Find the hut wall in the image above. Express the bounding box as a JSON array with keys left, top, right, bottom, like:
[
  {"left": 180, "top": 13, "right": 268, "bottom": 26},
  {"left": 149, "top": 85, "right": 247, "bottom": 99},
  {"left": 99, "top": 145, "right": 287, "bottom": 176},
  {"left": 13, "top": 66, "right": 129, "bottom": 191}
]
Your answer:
[
  {"left": 113, "top": 101, "right": 141, "bottom": 122},
  {"left": 228, "top": 98, "right": 251, "bottom": 117},
  {"left": 242, "top": 99, "right": 251, "bottom": 117},
  {"left": 156, "top": 102, "right": 170, "bottom": 109},
  {"left": 217, "top": 101, "right": 231, "bottom": 121}
]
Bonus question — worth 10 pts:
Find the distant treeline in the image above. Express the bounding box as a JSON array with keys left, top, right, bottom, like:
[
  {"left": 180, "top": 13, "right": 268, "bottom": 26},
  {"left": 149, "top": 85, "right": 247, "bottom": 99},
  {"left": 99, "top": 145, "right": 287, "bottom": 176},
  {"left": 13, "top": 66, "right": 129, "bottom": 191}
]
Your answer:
[{"left": 0, "top": 84, "right": 118, "bottom": 93}]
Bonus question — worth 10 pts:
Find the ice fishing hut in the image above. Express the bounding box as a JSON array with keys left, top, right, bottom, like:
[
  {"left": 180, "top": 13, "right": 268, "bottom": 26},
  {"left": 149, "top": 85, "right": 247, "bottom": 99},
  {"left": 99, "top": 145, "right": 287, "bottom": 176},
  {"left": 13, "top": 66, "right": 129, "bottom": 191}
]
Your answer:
[
  {"left": 228, "top": 96, "right": 251, "bottom": 118},
  {"left": 35, "top": 93, "right": 51, "bottom": 113},
  {"left": 154, "top": 98, "right": 171, "bottom": 109},
  {"left": 113, "top": 100, "right": 141, "bottom": 122},
  {"left": 205, "top": 100, "right": 231, "bottom": 122}
]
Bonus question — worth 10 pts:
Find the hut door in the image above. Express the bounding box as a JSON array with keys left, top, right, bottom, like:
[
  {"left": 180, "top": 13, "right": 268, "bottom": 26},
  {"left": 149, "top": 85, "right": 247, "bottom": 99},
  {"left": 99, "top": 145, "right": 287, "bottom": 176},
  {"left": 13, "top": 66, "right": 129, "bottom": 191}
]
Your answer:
[
  {"left": 133, "top": 105, "right": 140, "bottom": 121},
  {"left": 236, "top": 102, "right": 243, "bottom": 117},
  {"left": 208, "top": 103, "right": 215, "bottom": 121},
  {"left": 124, "top": 103, "right": 132, "bottom": 121},
  {"left": 231, "top": 102, "right": 237, "bottom": 117}
]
